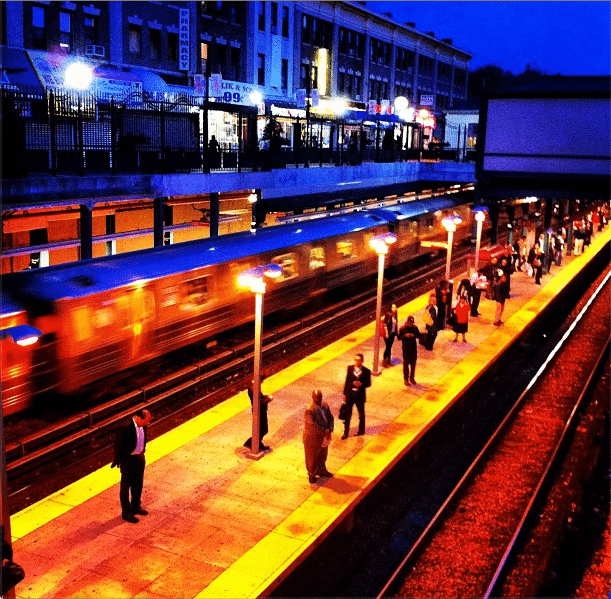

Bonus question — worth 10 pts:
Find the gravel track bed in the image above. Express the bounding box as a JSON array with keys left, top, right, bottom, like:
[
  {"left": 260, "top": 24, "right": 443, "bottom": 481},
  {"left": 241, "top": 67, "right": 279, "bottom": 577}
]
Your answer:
[{"left": 396, "top": 271, "right": 610, "bottom": 598}]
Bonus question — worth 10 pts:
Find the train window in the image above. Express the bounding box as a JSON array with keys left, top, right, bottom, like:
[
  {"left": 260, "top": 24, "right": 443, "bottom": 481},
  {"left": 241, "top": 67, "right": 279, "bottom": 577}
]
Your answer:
[
  {"left": 93, "top": 306, "right": 114, "bottom": 329},
  {"left": 72, "top": 306, "right": 93, "bottom": 342},
  {"left": 182, "top": 277, "right": 209, "bottom": 310},
  {"left": 309, "top": 247, "right": 325, "bottom": 270},
  {"left": 337, "top": 240, "right": 355, "bottom": 259},
  {"left": 160, "top": 285, "right": 180, "bottom": 308},
  {"left": 272, "top": 253, "right": 298, "bottom": 281},
  {"left": 422, "top": 215, "right": 435, "bottom": 230}
]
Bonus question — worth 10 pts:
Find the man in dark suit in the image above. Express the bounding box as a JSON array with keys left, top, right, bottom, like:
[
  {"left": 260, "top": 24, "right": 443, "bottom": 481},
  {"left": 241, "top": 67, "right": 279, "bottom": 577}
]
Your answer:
[
  {"left": 341, "top": 353, "right": 371, "bottom": 439},
  {"left": 111, "top": 408, "right": 152, "bottom": 523}
]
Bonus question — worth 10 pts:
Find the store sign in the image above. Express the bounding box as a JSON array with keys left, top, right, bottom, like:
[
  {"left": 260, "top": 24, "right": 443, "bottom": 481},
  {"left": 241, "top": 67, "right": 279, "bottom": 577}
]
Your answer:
[
  {"left": 272, "top": 105, "right": 306, "bottom": 119},
  {"left": 179, "top": 9, "right": 190, "bottom": 71},
  {"left": 420, "top": 94, "right": 434, "bottom": 106},
  {"left": 95, "top": 78, "right": 142, "bottom": 104},
  {"left": 211, "top": 79, "right": 259, "bottom": 106},
  {"left": 194, "top": 74, "right": 205, "bottom": 96},
  {"left": 296, "top": 89, "right": 306, "bottom": 108}
]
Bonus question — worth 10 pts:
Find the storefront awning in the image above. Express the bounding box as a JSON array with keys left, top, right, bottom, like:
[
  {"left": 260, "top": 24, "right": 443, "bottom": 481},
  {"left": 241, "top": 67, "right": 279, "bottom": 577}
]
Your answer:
[{"left": 1, "top": 48, "right": 43, "bottom": 92}]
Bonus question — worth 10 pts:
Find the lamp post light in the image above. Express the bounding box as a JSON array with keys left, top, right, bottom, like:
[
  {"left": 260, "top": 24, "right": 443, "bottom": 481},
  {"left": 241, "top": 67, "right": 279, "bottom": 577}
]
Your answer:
[
  {"left": 442, "top": 215, "right": 462, "bottom": 283},
  {"left": 237, "top": 264, "right": 283, "bottom": 458},
  {"left": 369, "top": 232, "right": 397, "bottom": 375},
  {"left": 473, "top": 207, "right": 488, "bottom": 273},
  {"left": 64, "top": 61, "right": 93, "bottom": 176},
  {"left": 333, "top": 98, "right": 347, "bottom": 166}
]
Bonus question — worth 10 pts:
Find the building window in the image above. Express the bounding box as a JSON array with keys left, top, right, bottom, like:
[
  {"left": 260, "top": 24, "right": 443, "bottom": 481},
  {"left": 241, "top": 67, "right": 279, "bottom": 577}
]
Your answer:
[
  {"left": 270, "top": 2, "right": 278, "bottom": 34},
  {"left": 150, "top": 29, "right": 161, "bottom": 60},
  {"left": 258, "top": 53, "right": 265, "bottom": 85},
  {"left": 168, "top": 32, "right": 178, "bottom": 62},
  {"left": 84, "top": 16, "right": 98, "bottom": 46},
  {"left": 59, "top": 11, "right": 72, "bottom": 52},
  {"left": 454, "top": 68, "right": 466, "bottom": 88},
  {"left": 258, "top": 1, "right": 265, "bottom": 31},
  {"left": 418, "top": 55, "right": 434, "bottom": 76},
  {"left": 229, "top": 47, "right": 240, "bottom": 80},
  {"left": 31, "top": 5, "right": 47, "bottom": 50},
  {"left": 282, "top": 6, "right": 289, "bottom": 37},
  {"left": 281, "top": 58, "right": 288, "bottom": 90},
  {"left": 129, "top": 24, "right": 141, "bottom": 56},
  {"left": 200, "top": 42, "right": 208, "bottom": 74},
  {"left": 105, "top": 215, "right": 116, "bottom": 235}
]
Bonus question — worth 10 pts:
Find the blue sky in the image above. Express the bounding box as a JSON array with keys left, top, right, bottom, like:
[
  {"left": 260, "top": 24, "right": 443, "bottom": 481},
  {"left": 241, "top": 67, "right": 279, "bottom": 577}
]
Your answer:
[{"left": 366, "top": 1, "right": 611, "bottom": 75}]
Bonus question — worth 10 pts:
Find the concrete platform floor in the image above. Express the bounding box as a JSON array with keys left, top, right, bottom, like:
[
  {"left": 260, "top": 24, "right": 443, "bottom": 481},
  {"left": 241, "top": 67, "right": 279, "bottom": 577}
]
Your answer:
[{"left": 9, "top": 226, "right": 610, "bottom": 599}]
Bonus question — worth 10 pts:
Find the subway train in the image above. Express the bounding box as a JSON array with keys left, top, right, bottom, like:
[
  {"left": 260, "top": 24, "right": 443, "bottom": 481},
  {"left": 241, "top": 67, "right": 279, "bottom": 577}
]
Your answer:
[{"left": 1, "top": 198, "right": 476, "bottom": 416}]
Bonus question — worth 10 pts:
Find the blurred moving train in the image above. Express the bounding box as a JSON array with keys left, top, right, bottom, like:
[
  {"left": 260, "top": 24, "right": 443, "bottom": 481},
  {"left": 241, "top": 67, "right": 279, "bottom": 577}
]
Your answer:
[{"left": 2, "top": 198, "right": 476, "bottom": 415}]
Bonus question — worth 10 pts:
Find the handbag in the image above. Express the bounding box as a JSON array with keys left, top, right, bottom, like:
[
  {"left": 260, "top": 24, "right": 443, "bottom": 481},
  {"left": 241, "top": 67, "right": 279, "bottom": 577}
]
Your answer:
[
  {"left": 338, "top": 402, "right": 348, "bottom": 421},
  {"left": 2, "top": 560, "right": 25, "bottom": 595}
]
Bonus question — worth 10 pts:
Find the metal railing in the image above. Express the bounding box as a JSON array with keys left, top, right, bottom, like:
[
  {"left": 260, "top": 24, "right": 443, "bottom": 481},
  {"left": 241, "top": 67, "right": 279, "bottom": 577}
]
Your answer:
[{"left": 2, "top": 84, "right": 474, "bottom": 178}]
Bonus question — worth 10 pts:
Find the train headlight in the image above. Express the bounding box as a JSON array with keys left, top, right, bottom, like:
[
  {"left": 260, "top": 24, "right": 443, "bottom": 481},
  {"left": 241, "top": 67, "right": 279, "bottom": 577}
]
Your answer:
[{"left": 1, "top": 325, "right": 42, "bottom": 347}]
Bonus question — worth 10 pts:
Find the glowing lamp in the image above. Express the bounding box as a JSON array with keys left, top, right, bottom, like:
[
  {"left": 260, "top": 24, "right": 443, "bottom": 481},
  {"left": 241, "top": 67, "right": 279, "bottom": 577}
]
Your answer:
[
  {"left": 249, "top": 90, "right": 263, "bottom": 105},
  {"left": 64, "top": 62, "right": 93, "bottom": 91},
  {"left": 394, "top": 96, "right": 408, "bottom": 113},
  {"left": 1, "top": 325, "right": 42, "bottom": 347}
]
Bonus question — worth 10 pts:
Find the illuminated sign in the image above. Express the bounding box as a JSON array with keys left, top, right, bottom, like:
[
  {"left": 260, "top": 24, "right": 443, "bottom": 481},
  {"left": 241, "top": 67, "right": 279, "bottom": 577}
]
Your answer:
[
  {"left": 420, "top": 94, "right": 434, "bottom": 106},
  {"left": 179, "top": 9, "right": 190, "bottom": 71}
]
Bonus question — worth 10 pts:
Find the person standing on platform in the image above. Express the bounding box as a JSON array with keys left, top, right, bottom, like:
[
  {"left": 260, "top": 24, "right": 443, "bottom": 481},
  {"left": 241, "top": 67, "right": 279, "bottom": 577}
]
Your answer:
[
  {"left": 421, "top": 293, "right": 439, "bottom": 350},
  {"left": 435, "top": 280, "right": 451, "bottom": 329},
  {"left": 341, "top": 353, "right": 371, "bottom": 439},
  {"left": 111, "top": 408, "right": 152, "bottom": 523},
  {"left": 303, "top": 389, "right": 334, "bottom": 483},
  {"left": 244, "top": 374, "right": 272, "bottom": 452},
  {"left": 469, "top": 268, "right": 487, "bottom": 317},
  {"left": 452, "top": 295, "right": 470, "bottom": 343},
  {"left": 532, "top": 243, "right": 544, "bottom": 285},
  {"left": 493, "top": 273, "right": 510, "bottom": 326},
  {"left": 382, "top": 304, "right": 399, "bottom": 367},
  {"left": 398, "top": 316, "right": 420, "bottom": 385}
]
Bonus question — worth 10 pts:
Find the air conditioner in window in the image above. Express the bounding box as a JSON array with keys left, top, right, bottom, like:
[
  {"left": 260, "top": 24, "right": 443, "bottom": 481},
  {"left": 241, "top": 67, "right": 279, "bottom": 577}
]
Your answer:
[
  {"left": 85, "top": 44, "right": 105, "bottom": 58},
  {"left": 355, "top": 95, "right": 361, "bottom": 101}
]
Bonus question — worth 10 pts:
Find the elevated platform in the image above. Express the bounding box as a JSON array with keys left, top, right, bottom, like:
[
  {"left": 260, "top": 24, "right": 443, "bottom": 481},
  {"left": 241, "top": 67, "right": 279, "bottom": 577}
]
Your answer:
[{"left": 9, "top": 226, "right": 610, "bottom": 599}]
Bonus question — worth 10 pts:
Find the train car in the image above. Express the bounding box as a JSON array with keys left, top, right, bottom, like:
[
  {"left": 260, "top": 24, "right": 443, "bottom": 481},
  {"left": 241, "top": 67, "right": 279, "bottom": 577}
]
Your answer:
[
  {"left": 1, "top": 295, "right": 41, "bottom": 415},
  {"left": 2, "top": 198, "right": 473, "bottom": 414},
  {"left": 370, "top": 198, "right": 474, "bottom": 268}
]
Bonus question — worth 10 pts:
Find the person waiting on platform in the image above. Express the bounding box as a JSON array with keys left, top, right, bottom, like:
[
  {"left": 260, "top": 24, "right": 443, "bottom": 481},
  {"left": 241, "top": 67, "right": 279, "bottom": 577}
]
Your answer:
[
  {"left": 435, "top": 280, "right": 451, "bottom": 329},
  {"left": 381, "top": 304, "right": 399, "bottom": 367},
  {"left": 303, "top": 389, "right": 334, "bottom": 484},
  {"left": 398, "top": 316, "right": 421, "bottom": 385},
  {"left": 244, "top": 373, "right": 273, "bottom": 452},
  {"left": 493, "top": 273, "right": 510, "bottom": 326},
  {"left": 421, "top": 293, "right": 439, "bottom": 350},
  {"left": 451, "top": 295, "right": 470, "bottom": 343},
  {"left": 111, "top": 408, "right": 152, "bottom": 523},
  {"left": 469, "top": 268, "right": 488, "bottom": 317},
  {"left": 341, "top": 353, "right": 371, "bottom": 439}
]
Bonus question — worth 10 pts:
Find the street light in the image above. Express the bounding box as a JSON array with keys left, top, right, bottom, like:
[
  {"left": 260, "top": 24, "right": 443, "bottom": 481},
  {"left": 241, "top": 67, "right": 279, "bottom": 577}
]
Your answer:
[
  {"left": 333, "top": 98, "right": 347, "bottom": 166},
  {"left": 369, "top": 232, "right": 397, "bottom": 375},
  {"left": 473, "top": 207, "right": 488, "bottom": 273},
  {"left": 237, "top": 263, "right": 283, "bottom": 458},
  {"left": 64, "top": 61, "right": 93, "bottom": 177},
  {"left": 442, "top": 215, "right": 462, "bottom": 283}
]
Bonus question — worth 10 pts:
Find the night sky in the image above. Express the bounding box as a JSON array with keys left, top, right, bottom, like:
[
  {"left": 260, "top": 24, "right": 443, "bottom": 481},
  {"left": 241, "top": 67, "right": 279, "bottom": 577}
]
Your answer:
[{"left": 366, "top": 1, "right": 611, "bottom": 76}]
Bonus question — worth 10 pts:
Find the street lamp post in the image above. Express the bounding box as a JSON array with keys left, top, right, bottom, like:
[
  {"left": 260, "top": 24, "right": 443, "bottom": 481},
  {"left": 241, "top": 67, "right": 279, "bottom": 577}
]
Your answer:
[
  {"left": 237, "top": 264, "right": 283, "bottom": 458},
  {"left": 369, "top": 232, "right": 397, "bottom": 375},
  {"left": 333, "top": 98, "right": 347, "bottom": 167},
  {"left": 442, "top": 215, "right": 462, "bottom": 283},
  {"left": 64, "top": 61, "right": 93, "bottom": 176},
  {"left": 473, "top": 207, "right": 488, "bottom": 273}
]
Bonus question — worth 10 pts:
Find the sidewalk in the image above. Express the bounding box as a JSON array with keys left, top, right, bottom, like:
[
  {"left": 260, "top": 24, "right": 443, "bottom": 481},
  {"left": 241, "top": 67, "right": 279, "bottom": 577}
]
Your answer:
[{"left": 10, "top": 227, "right": 610, "bottom": 599}]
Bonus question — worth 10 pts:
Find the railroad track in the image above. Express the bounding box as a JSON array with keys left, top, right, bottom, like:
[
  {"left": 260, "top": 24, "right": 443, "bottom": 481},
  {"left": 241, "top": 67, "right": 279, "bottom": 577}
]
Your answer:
[
  {"left": 378, "top": 267, "right": 610, "bottom": 598},
  {"left": 6, "top": 243, "right": 476, "bottom": 505}
]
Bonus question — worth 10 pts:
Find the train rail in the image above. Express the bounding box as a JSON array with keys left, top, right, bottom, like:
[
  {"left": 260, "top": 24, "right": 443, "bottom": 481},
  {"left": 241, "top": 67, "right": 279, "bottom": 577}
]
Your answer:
[
  {"left": 6, "top": 243, "right": 476, "bottom": 507},
  {"left": 378, "top": 268, "right": 610, "bottom": 598}
]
